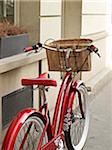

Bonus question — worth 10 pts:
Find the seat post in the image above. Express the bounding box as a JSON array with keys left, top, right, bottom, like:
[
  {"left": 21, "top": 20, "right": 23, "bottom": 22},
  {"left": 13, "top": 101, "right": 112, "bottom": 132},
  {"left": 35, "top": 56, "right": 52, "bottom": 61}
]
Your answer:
[{"left": 39, "top": 85, "right": 47, "bottom": 106}]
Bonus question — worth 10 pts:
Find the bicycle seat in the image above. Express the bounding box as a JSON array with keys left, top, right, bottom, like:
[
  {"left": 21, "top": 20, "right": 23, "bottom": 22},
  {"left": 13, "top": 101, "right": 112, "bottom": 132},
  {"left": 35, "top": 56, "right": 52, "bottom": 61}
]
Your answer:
[{"left": 21, "top": 72, "right": 57, "bottom": 87}]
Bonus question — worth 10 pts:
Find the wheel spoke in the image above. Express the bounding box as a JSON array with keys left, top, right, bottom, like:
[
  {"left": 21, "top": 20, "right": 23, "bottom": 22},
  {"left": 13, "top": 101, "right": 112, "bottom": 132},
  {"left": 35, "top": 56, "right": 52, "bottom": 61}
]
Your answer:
[
  {"left": 65, "top": 85, "right": 89, "bottom": 150},
  {"left": 13, "top": 116, "right": 48, "bottom": 150}
]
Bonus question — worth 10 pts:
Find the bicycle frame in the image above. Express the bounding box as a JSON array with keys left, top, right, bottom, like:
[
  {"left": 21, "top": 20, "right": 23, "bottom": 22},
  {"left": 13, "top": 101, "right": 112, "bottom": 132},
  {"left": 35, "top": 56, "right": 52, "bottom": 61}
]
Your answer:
[
  {"left": 2, "top": 71, "right": 81, "bottom": 150},
  {"left": 37, "top": 71, "right": 79, "bottom": 150}
]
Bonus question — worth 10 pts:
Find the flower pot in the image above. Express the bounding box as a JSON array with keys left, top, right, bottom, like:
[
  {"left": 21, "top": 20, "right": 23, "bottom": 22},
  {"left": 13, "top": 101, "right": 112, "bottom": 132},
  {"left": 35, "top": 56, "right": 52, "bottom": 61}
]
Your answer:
[{"left": 0, "top": 34, "right": 29, "bottom": 59}]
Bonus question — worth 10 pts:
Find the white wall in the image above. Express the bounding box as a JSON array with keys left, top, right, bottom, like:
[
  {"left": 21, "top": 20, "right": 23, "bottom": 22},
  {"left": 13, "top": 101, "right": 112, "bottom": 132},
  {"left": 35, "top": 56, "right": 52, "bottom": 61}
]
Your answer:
[
  {"left": 81, "top": 0, "right": 110, "bottom": 86},
  {"left": 106, "top": 0, "right": 112, "bottom": 68},
  {"left": 40, "top": 0, "right": 62, "bottom": 115}
]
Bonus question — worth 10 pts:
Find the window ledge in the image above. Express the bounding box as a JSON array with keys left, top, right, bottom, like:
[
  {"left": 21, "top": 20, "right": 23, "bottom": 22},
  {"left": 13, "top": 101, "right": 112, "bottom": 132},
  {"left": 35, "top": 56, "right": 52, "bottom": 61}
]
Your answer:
[{"left": 0, "top": 50, "right": 46, "bottom": 74}]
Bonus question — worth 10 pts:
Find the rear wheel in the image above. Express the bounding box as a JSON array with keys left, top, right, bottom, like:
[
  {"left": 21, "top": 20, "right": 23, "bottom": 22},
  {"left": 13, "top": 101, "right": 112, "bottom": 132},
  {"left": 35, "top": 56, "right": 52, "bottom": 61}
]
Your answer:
[
  {"left": 2, "top": 113, "right": 48, "bottom": 150},
  {"left": 65, "top": 84, "right": 89, "bottom": 150},
  {"left": 14, "top": 115, "right": 48, "bottom": 150}
]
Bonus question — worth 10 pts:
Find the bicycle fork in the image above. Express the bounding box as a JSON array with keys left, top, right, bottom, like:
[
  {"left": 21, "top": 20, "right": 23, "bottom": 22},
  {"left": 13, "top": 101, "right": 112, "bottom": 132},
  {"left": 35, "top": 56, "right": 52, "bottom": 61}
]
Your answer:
[{"left": 41, "top": 133, "right": 65, "bottom": 150}]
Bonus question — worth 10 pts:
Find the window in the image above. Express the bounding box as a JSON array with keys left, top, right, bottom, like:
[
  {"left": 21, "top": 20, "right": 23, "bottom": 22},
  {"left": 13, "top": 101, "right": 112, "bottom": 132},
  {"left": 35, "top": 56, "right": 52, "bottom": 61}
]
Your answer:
[{"left": 0, "top": 0, "right": 14, "bottom": 23}]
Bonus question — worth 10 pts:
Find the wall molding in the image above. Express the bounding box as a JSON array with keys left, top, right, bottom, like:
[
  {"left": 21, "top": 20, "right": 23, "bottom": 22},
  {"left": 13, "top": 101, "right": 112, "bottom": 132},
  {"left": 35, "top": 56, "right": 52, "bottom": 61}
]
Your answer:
[
  {"left": 81, "top": 31, "right": 108, "bottom": 41},
  {"left": 82, "top": 14, "right": 107, "bottom": 16}
]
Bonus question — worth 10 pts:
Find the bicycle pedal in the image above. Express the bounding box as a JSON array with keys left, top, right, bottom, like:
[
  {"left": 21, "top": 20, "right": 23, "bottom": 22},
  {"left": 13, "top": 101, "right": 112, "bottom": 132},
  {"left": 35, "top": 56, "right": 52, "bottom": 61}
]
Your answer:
[{"left": 86, "top": 86, "right": 91, "bottom": 92}]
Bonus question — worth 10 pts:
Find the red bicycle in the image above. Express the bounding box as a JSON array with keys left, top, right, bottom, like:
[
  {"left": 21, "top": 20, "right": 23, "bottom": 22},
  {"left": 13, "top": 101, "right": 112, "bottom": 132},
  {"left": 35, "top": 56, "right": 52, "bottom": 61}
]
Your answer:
[{"left": 2, "top": 39, "right": 100, "bottom": 150}]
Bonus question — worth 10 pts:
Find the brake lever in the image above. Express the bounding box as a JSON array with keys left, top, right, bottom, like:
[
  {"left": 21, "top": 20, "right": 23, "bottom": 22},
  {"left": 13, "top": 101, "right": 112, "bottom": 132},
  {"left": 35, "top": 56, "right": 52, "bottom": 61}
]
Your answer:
[
  {"left": 87, "top": 45, "right": 101, "bottom": 58},
  {"left": 96, "top": 52, "right": 101, "bottom": 58},
  {"left": 93, "top": 48, "right": 101, "bottom": 58}
]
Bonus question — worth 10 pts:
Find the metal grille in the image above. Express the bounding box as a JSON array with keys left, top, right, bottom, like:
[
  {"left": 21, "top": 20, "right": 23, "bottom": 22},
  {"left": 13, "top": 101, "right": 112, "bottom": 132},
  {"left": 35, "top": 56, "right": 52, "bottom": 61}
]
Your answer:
[{"left": 2, "top": 86, "right": 33, "bottom": 128}]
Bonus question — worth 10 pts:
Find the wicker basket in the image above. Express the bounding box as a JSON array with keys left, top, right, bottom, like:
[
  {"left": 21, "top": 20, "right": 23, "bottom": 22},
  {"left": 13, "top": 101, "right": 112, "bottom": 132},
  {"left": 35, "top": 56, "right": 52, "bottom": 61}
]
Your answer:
[{"left": 46, "top": 39, "right": 93, "bottom": 72}]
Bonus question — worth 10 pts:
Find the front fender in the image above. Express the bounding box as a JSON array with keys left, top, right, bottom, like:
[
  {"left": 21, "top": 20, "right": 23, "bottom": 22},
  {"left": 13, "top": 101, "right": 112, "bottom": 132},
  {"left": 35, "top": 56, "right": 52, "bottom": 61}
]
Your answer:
[{"left": 76, "top": 80, "right": 85, "bottom": 89}]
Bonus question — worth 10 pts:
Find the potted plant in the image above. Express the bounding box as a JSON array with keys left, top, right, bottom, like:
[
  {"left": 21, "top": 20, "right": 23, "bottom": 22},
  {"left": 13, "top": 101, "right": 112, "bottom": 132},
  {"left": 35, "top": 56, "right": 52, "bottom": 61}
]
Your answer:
[{"left": 0, "top": 20, "right": 29, "bottom": 59}]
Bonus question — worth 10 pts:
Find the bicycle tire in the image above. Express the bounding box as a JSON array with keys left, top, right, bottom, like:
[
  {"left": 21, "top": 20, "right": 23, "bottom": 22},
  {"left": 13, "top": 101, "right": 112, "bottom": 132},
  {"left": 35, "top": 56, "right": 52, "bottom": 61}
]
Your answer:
[
  {"left": 65, "top": 84, "right": 89, "bottom": 150},
  {"left": 2, "top": 112, "right": 48, "bottom": 150}
]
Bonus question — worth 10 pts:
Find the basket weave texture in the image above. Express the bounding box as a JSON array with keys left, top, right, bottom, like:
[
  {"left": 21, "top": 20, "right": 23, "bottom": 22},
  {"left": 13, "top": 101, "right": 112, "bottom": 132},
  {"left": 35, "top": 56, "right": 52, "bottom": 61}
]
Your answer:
[{"left": 46, "top": 39, "right": 92, "bottom": 72}]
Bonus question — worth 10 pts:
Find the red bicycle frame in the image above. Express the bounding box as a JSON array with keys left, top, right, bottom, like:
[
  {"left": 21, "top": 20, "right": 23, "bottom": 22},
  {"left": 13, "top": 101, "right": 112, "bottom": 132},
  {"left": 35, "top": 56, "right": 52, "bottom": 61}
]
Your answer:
[
  {"left": 37, "top": 71, "right": 79, "bottom": 150},
  {"left": 2, "top": 70, "right": 82, "bottom": 150},
  {"left": 2, "top": 41, "right": 100, "bottom": 150}
]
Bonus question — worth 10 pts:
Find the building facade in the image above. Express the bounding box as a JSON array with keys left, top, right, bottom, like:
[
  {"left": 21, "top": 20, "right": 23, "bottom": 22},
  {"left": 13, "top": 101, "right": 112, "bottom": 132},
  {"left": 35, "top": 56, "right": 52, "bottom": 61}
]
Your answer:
[{"left": 0, "top": 0, "right": 112, "bottom": 143}]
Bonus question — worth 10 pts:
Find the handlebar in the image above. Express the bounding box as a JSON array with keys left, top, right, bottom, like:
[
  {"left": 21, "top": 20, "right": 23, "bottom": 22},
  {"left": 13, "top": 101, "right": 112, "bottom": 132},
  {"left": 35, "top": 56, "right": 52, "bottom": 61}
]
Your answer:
[
  {"left": 24, "top": 43, "right": 42, "bottom": 52},
  {"left": 24, "top": 42, "right": 60, "bottom": 53},
  {"left": 87, "top": 45, "right": 101, "bottom": 57},
  {"left": 24, "top": 42, "right": 100, "bottom": 57}
]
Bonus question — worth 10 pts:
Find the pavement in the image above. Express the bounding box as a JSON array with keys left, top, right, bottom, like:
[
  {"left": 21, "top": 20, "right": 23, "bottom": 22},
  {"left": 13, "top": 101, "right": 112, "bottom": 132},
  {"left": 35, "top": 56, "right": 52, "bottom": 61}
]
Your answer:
[{"left": 84, "top": 79, "right": 112, "bottom": 150}]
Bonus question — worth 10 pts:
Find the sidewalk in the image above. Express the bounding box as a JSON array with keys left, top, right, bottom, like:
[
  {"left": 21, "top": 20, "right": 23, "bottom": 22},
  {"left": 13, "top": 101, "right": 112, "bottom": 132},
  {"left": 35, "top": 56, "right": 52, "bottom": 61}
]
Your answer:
[{"left": 84, "top": 79, "right": 112, "bottom": 150}]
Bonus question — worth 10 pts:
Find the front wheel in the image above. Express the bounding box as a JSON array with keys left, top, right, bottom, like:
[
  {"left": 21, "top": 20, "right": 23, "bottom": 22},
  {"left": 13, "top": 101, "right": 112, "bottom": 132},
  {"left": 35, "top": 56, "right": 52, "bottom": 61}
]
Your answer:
[{"left": 65, "top": 84, "right": 89, "bottom": 150}]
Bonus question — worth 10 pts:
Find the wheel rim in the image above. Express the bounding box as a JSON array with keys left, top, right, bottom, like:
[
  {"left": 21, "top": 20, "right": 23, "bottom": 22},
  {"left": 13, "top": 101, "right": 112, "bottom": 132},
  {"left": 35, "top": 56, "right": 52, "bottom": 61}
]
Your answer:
[
  {"left": 14, "top": 116, "right": 47, "bottom": 150},
  {"left": 71, "top": 86, "right": 89, "bottom": 150}
]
